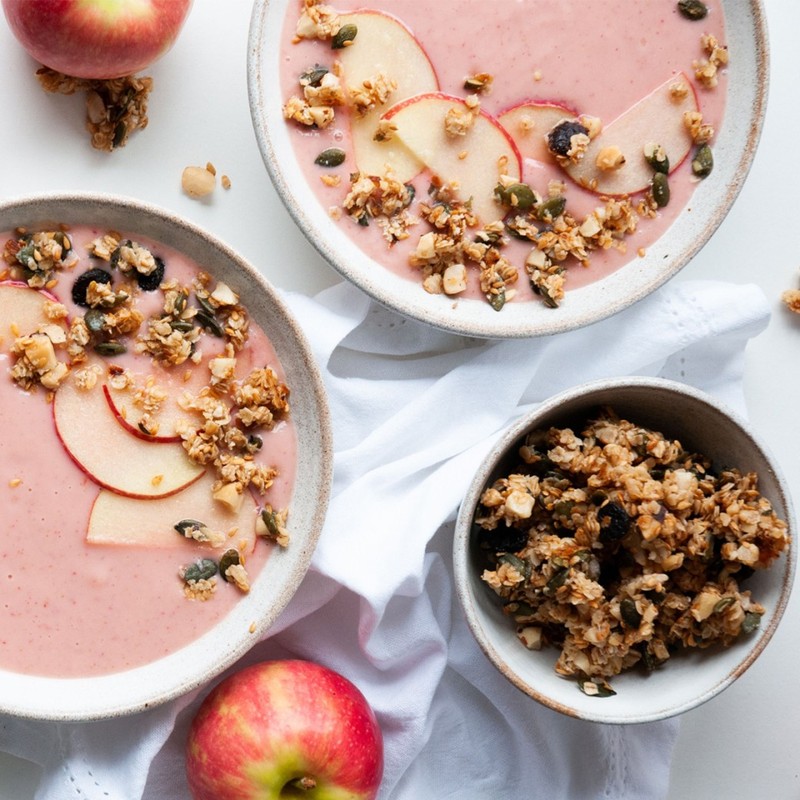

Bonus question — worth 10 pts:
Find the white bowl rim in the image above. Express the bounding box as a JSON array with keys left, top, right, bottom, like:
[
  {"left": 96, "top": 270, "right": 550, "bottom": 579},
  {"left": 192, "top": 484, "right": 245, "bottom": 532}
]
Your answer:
[
  {"left": 247, "top": 0, "right": 769, "bottom": 339},
  {"left": 0, "top": 191, "right": 333, "bottom": 721},
  {"left": 453, "top": 376, "right": 796, "bottom": 724}
]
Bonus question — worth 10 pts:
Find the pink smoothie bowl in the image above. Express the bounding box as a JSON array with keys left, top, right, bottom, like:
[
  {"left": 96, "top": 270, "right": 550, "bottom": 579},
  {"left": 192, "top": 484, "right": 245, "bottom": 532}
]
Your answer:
[
  {"left": 248, "top": 0, "right": 768, "bottom": 339},
  {"left": 0, "top": 193, "right": 332, "bottom": 721}
]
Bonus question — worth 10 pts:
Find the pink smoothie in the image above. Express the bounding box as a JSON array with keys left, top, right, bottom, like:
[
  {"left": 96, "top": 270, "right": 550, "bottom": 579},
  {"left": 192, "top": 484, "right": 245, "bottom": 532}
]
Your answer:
[
  {"left": 280, "top": 0, "right": 726, "bottom": 301},
  {"left": 0, "top": 227, "right": 296, "bottom": 678}
]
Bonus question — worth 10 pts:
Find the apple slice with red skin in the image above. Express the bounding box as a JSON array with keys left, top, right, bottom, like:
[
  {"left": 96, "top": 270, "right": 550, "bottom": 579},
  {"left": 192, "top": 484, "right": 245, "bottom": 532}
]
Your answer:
[
  {"left": 383, "top": 92, "right": 522, "bottom": 223},
  {"left": 186, "top": 660, "right": 384, "bottom": 800},
  {"left": 563, "top": 73, "right": 699, "bottom": 196},
  {"left": 54, "top": 370, "right": 204, "bottom": 499},
  {"left": 1, "top": 0, "right": 193, "bottom": 79},
  {"left": 103, "top": 381, "right": 185, "bottom": 443},
  {"left": 498, "top": 100, "right": 577, "bottom": 164},
  {"left": 87, "top": 473, "right": 257, "bottom": 551},
  {"left": 0, "top": 281, "right": 63, "bottom": 351},
  {"left": 337, "top": 10, "right": 439, "bottom": 183}
]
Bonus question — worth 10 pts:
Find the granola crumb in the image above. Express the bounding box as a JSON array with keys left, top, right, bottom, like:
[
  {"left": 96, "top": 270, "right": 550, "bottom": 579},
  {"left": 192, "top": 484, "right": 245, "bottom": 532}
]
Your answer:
[
  {"left": 8, "top": 478, "right": 22, "bottom": 488},
  {"left": 221, "top": 175, "right": 232, "bottom": 190}
]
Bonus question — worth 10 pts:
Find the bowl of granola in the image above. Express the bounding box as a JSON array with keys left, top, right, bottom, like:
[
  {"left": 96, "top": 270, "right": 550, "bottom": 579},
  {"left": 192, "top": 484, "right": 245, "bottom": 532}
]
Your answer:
[
  {"left": 0, "top": 192, "right": 331, "bottom": 720},
  {"left": 453, "top": 377, "right": 794, "bottom": 723},
  {"left": 249, "top": 0, "right": 767, "bottom": 338}
]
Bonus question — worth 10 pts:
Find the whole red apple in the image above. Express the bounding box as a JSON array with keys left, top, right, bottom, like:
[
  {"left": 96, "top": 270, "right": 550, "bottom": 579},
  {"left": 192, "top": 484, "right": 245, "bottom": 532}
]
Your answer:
[
  {"left": 186, "top": 660, "right": 384, "bottom": 800},
  {"left": 1, "top": 0, "right": 193, "bottom": 79}
]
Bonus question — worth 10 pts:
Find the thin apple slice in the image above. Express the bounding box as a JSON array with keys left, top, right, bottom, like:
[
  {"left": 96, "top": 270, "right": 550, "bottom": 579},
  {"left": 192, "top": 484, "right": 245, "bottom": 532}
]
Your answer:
[
  {"left": 564, "top": 73, "right": 698, "bottom": 196},
  {"left": 104, "top": 381, "right": 185, "bottom": 443},
  {"left": 384, "top": 92, "right": 522, "bottom": 223},
  {"left": 498, "top": 101, "right": 577, "bottom": 164},
  {"left": 87, "top": 473, "right": 257, "bottom": 551},
  {"left": 54, "top": 369, "right": 204, "bottom": 498},
  {"left": 0, "top": 281, "right": 63, "bottom": 352},
  {"left": 338, "top": 11, "right": 438, "bottom": 182}
]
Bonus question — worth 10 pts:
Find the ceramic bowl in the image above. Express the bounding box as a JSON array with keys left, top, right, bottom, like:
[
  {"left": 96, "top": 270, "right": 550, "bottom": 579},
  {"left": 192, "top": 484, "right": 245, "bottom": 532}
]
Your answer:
[
  {"left": 453, "top": 377, "right": 794, "bottom": 723},
  {"left": 0, "top": 193, "right": 332, "bottom": 721},
  {"left": 248, "top": 0, "right": 768, "bottom": 338}
]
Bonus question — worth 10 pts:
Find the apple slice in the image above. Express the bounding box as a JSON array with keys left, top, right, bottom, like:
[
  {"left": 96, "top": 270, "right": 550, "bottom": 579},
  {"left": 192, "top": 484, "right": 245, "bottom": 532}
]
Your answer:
[
  {"left": 104, "top": 381, "right": 185, "bottom": 443},
  {"left": 0, "top": 281, "right": 63, "bottom": 351},
  {"left": 87, "top": 473, "right": 257, "bottom": 551},
  {"left": 498, "top": 101, "right": 577, "bottom": 164},
  {"left": 383, "top": 92, "right": 522, "bottom": 223},
  {"left": 337, "top": 11, "right": 438, "bottom": 182},
  {"left": 563, "top": 73, "right": 699, "bottom": 196},
  {"left": 54, "top": 370, "right": 204, "bottom": 498}
]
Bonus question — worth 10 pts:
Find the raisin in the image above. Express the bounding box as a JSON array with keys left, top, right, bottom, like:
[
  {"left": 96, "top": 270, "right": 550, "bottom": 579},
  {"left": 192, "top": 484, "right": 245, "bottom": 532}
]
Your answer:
[
  {"left": 71, "top": 268, "right": 113, "bottom": 307},
  {"left": 598, "top": 502, "right": 631, "bottom": 543},
  {"left": 546, "top": 120, "right": 589, "bottom": 157},
  {"left": 135, "top": 256, "right": 165, "bottom": 291},
  {"left": 477, "top": 525, "right": 528, "bottom": 554}
]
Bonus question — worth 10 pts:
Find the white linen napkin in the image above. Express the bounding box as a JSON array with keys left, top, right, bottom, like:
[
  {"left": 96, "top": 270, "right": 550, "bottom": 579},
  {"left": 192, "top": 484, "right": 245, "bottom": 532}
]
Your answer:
[{"left": 0, "top": 279, "right": 770, "bottom": 800}]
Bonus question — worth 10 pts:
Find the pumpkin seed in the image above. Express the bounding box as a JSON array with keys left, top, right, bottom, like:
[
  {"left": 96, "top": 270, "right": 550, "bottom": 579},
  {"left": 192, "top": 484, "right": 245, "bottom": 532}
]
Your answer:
[
  {"left": 620, "top": 597, "right": 642, "bottom": 628},
  {"left": 315, "top": 147, "right": 346, "bottom": 168},
  {"left": 260, "top": 508, "right": 282, "bottom": 539},
  {"left": 175, "top": 519, "right": 206, "bottom": 537},
  {"left": 498, "top": 553, "right": 530, "bottom": 580},
  {"left": 713, "top": 596, "right": 736, "bottom": 614},
  {"left": 84, "top": 308, "right": 106, "bottom": 333},
  {"left": 651, "top": 172, "right": 670, "bottom": 207},
  {"left": 331, "top": 23, "right": 357, "bottom": 49},
  {"left": 487, "top": 287, "right": 506, "bottom": 312},
  {"left": 544, "top": 566, "right": 569, "bottom": 595},
  {"left": 94, "top": 341, "right": 126, "bottom": 356},
  {"left": 741, "top": 611, "right": 762, "bottom": 634},
  {"left": 495, "top": 182, "right": 537, "bottom": 211},
  {"left": 643, "top": 142, "right": 670, "bottom": 174},
  {"left": 112, "top": 121, "right": 127, "bottom": 149},
  {"left": 300, "top": 64, "right": 329, "bottom": 87},
  {"left": 219, "top": 548, "right": 241, "bottom": 581},
  {"left": 170, "top": 319, "right": 195, "bottom": 333},
  {"left": 195, "top": 310, "right": 224, "bottom": 337},
  {"left": 195, "top": 292, "right": 216, "bottom": 316},
  {"left": 677, "top": 0, "right": 708, "bottom": 20},
  {"left": 173, "top": 292, "right": 187, "bottom": 315},
  {"left": 691, "top": 144, "right": 714, "bottom": 178},
  {"left": 578, "top": 678, "right": 616, "bottom": 698},
  {"left": 182, "top": 558, "right": 218, "bottom": 583},
  {"left": 536, "top": 196, "right": 567, "bottom": 221}
]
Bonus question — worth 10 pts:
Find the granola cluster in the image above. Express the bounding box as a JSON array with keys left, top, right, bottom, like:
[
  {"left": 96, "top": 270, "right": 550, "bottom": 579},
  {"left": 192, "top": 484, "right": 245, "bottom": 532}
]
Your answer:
[
  {"left": 475, "top": 411, "right": 789, "bottom": 693},
  {"left": 3, "top": 229, "right": 78, "bottom": 289},
  {"left": 36, "top": 68, "right": 153, "bottom": 152}
]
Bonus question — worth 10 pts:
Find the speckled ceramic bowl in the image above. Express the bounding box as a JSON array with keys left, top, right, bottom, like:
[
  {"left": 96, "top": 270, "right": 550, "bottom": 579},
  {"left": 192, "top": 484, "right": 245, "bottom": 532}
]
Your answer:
[
  {"left": 453, "top": 377, "right": 795, "bottom": 724},
  {"left": 248, "top": 0, "right": 767, "bottom": 338},
  {"left": 0, "top": 193, "right": 332, "bottom": 721}
]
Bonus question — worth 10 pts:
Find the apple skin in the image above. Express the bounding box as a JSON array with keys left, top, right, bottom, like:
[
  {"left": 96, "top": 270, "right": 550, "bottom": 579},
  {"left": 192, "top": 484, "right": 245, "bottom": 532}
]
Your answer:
[
  {"left": 186, "top": 660, "right": 384, "bottom": 800},
  {"left": 1, "top": 0, "right": 193, "bottom": 79}
]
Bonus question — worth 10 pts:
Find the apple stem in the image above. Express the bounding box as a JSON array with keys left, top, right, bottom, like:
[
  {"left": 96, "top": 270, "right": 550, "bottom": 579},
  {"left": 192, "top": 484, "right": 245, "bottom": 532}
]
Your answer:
[{"left": 287, "top": 777, "right": 317, "bottom": 791}]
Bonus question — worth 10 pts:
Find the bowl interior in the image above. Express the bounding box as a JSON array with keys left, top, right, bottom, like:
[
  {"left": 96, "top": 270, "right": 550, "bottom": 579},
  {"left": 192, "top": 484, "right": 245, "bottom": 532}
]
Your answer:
[
  {"left": 248, "top": 0, "right": 768, "bottom": 338},
  {"left": 454, "top": 378, "right": 794, "bottom": 723},
  {"left": 0, "top": 193, "right": 332, "bottom": 720}
]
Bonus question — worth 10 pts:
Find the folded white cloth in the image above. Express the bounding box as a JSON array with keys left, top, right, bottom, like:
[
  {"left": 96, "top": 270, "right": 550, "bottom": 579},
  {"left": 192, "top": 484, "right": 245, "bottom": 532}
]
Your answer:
[{"left": 0, "top": 279, "right": 770, "bottom": 800}]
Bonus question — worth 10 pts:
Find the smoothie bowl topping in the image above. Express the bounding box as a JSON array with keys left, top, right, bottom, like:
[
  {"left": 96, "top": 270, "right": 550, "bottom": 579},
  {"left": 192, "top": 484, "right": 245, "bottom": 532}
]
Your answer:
[
  {"left": 472, "top": 409, "right": 789, "bottom": 697},
  {"left": 278, "top": 0, "right": 728, "bottom": 312}
]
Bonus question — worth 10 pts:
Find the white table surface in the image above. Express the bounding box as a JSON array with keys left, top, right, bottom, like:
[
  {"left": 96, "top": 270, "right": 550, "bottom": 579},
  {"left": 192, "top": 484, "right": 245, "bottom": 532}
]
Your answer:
[{"left": 0, "top": 2, "right": 797, "bottom": 798}]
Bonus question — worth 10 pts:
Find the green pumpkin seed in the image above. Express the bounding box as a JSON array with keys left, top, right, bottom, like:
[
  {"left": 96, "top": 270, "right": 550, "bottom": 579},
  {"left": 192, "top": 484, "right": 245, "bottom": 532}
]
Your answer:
[
  {"left": 620, "top": 597, "right": 642, "bottom": 629},
  {"left": 84, "top": 308, "right": 106, "bottom": 333},
  {"left": 195, "top": 310, "right": 224, "bottom": 337},
  {"left": 260, "top": 508, "right": 282, "bottom": 539},
  {"left": 741, "top": 611, "right": 762, "bottom": 634},
  {"left": 195, "top": 292, "right": 216, "bottom": 316},
  {"left": 536, "top": 196, "right": 567, "bottom": 221},
  {"left": 219, "top": 548, "right": 241, "bottom": 581},
  {"left": 170, "top": 319, "right": 195, "bottom": 333},
  {"left": 175, "top": 519, "right": 206, "bottom": 537},
  {"left": 713, "top": 596, "right": 736, "bottom": 614},
  {"left": 544, "top": 566, "right": 569, "bottom": 595},
  {"left": 331, "top": 23, "right": 357, "bottom": 49},
  {"left": 300, "top": 64, "right": 329, "bottom": 87},
  {"left": 94, "top": 340, "right": 126, "bottom": 356},
  {"left": 495, "top": 182, "right": 537, "bottom": 211},
  {"left": 173, "top": 292, "right": 187, "bottom": 315},
  {"left": 677, "top": 0, "right": 708, "bottom": 20},
  {"left": 487, "top": 287, "right": 506, "bottom": 312},
  {"left": 578, "top": 679, "right": 616, "bottom": 698},
  {"left": 691, "top": 144, "right": 714, "bottom": 178},
  {"left": 182, "top": 558, "right": 218, "bottom": 583},
  {"left": 112, "top": 121, "right": 127, "bottom": 149},
  {"left": 315, "top": 147, "right": 346, "bottom": 168},
  {"left": 643, "top": 142, "right": 670, "bottom": 174},
  {"left": 651, "top": 172, "right": 670, "bottom": 208}
]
